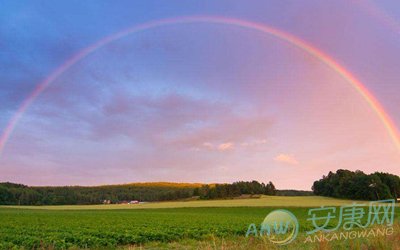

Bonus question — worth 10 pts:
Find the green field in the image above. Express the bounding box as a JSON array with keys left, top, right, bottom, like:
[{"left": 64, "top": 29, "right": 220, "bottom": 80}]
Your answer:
[
  {"left": 0, "top": 196, "right": 398, "bottom": 249},
  {"left": 1, "top": 195, "right": 364, "bottom": 210}
]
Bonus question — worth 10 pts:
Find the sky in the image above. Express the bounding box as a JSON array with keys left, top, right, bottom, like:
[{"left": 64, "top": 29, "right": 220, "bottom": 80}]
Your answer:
[{"left": 1, "top": 0, "right": 400, "bottom": 190}]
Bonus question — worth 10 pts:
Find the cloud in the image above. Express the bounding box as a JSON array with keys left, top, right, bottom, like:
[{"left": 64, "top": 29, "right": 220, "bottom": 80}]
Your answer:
[
  {"left": 171, "top": 115, "right": 273, "bottom": 149},
  {"left": 218, "top": 142, "right": 234, "bottom": 151},
  {"left": 195, "top": 142, "right": 234, "bottom": 152},
  {"left": 202, "top": 142, "right": 214, "bottom": 149},
  {"left": 241, "top": 139, "right": 267, "bottom": 147},
  {"left": 274, "top": 154, "right": 299, "bottom": 165}
]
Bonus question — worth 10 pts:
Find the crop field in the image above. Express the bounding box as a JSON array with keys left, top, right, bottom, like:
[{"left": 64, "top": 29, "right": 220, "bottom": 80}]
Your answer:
[
  {"left": 1, "top": 195, "right": 364, "bottom": 210},
  {"left": 0, "top": 196, "right": 399, "bottom": 249}
]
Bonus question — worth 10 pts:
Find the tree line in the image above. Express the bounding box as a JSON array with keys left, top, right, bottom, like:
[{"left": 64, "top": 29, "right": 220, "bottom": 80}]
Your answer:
[
  {"left": 0, "top": 182, "right": 195, "bottom": 205},
  {"left": 312, "top": 169, "right": 400, "bottom": 200},
  {"left": 193, "top": 181, "right": 277, "bottom": 199},
  {"left": 0, "top": 180, "right": 277, "bottom": 205},
  {"left": 276, "top": 189, "right": 313, "bottom": 196}
]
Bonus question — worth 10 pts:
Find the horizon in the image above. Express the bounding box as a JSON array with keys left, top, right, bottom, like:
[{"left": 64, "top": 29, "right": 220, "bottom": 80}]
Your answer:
[
  {"left": 1, "top": 1, "right": 400, "bottom": 190},
  {"left": 0, "top": 180, "right": 312, "bottom": 191}
]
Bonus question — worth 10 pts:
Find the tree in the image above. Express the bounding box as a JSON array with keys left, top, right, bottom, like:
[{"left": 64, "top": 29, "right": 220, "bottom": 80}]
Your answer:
[
  {"left": 265, "top": 181, "right": 277, "bottom": 195},
  {"left": 312, "top": 169, "right": 399, "bottom": 201},
  {"left": 0, "top": 186, "right": 14, "bottom": 205}
]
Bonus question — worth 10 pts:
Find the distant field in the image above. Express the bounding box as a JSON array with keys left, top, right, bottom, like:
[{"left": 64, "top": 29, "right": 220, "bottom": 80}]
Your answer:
[
  {"left": 1, "top": 195, "right": 368, "bottom": 210},
  {"left": 0, "top": 196, "right": 398, "bottom": 249}
]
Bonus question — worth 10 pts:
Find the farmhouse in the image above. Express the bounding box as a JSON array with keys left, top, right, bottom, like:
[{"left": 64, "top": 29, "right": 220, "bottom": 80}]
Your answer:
[{"left": 118, "top": 200, "right": 139, "bottom": 204}]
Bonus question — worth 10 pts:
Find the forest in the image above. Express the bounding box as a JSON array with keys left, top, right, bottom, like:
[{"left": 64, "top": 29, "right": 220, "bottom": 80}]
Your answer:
[
  {"left": 2, "top": 169, "right": 398, "bottom": 206},
  {"left": 0, "top": 180, "right": 277, "bottom": 205},
  {"left": 312, "top": 169, "right": 400, "bottom": 200}
]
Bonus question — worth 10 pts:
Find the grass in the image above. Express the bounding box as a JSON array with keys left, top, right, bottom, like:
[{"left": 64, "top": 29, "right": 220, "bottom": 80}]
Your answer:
[
  {"left": 0, "top": 196, "right": 398, "bottom": 249},
  {"left": 1, "top": 195, "right": 369, "bottom": 210},
  {"left": 126, "top": 227, "right": 400, "bottom": 250}
]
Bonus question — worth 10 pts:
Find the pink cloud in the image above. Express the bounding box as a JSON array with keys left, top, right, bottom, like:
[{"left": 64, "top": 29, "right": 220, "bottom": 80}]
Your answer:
[
  {"left": 218, "top": 142, "right": 234, "bottom": 151},
  {"left": 274, "top": 154, "right": 299, "bottom": 165}
]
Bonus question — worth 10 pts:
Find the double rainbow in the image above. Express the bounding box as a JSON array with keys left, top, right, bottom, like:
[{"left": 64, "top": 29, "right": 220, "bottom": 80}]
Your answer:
[{"left": 1, "top": 16, "right": 399, "bottom": 156}]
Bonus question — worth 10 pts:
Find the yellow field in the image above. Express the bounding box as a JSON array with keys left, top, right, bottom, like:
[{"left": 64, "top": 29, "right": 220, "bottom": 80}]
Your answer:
[{"left": 1, "top": 195, "right": 370, "bottom": 210}]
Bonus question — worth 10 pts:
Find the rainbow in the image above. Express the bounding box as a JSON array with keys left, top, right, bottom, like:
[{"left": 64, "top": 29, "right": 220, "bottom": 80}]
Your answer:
[
  {"left": 354, "top": 0, "right": 400, "bottom": 35},
  {"left": 1, "top": 16, "right": 400, "bottom": 156}
]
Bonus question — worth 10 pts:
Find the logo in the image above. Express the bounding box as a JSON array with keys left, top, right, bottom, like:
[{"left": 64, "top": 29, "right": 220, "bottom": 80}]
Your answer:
[
  {"left": 246, "top": 209, "right": 299, "bottom": 245},
  {"left": 246, "top": 200, "right": 395, "bottom": 246}
]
